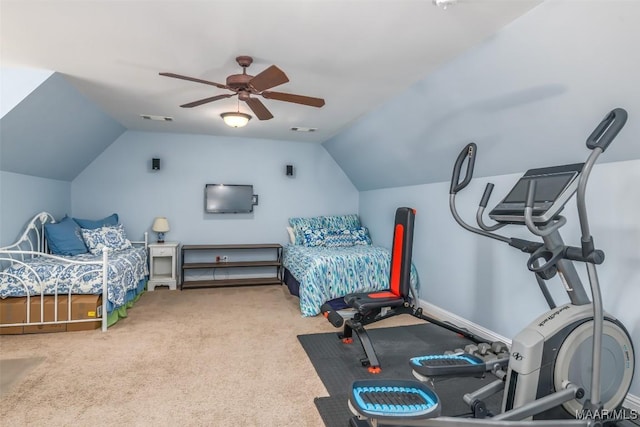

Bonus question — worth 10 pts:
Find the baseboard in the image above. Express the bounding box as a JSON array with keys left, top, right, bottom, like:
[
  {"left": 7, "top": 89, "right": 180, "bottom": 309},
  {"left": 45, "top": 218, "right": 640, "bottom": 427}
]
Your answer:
[
  {"left": 624, "top": 393, "right": 640, "bottom": 414},
  {"left": 418, "top": 298, "right": 640, "bottom": 413},
  {"left": 418, "top": 298, "right": 512, "bottom": 345}
]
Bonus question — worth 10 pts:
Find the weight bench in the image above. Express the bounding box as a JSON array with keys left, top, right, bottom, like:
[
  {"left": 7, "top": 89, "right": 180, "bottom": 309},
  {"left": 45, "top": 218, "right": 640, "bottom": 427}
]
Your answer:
[{"left": 322, "top": 207, "right": 483, "bottom": 373}]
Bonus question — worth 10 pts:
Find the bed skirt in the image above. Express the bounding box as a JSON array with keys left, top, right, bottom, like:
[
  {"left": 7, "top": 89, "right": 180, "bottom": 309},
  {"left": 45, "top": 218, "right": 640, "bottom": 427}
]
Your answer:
[
  {"left": 106, "top": 277, "right": 148, "bottom": 327},
  {"left": 283, "top": 268, "right": 348, "bottom": 311}
]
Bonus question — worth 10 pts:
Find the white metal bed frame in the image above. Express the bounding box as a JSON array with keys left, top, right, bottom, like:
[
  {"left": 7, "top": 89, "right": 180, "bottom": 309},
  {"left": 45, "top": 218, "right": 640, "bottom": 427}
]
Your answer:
[{"left": 0, "top": 212, "right": 147, "bottom": 332}]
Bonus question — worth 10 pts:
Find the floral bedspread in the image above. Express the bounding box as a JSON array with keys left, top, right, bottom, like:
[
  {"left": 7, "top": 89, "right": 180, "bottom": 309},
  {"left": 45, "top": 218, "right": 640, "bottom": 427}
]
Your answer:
[
  {"left": 0, "top": 247, "right": 148, "bottom": 309},
  {"left": 283, "top": 245, "right": 419, "bottom": 317}
]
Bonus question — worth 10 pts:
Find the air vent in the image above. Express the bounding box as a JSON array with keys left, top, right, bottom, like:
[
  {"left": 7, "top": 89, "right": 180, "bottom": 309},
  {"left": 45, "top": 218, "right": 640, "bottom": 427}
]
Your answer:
[
  {"left": 291, "top": 127, "right": 317, "bottom": 132},
  {"left": 141, "top": 114, "right": 173, "bottom": 121}
]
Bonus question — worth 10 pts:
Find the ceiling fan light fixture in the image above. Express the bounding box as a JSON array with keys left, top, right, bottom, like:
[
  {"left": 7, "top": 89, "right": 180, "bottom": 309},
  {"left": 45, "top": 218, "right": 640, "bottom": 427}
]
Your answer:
[{"left": 221, "top": 112, "right": 252, "bottom": 128}]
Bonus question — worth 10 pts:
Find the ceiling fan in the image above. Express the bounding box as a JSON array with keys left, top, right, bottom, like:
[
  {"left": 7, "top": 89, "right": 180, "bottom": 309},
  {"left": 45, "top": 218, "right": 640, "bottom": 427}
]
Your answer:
[{"left": 159, "top": 56, "right": 325, "bottom": 121}]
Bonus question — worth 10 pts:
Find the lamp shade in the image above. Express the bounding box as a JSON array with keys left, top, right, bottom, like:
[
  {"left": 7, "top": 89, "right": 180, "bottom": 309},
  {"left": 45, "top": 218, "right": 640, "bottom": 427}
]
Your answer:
[
  {"left": 152, "top": 217, "right": 170, "bottom": 233},
  {"left": 221, "top": 112, "right": 251, "bottom": 128}
]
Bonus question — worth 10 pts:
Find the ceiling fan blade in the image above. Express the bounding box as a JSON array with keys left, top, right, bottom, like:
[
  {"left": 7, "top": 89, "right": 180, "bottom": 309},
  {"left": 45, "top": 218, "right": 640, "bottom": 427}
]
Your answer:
[
  {"left": 248, "top": 65, "right": 289, "bottom": 92},
  {"left": 261, "top": 91, "right": 325, "bottom": 108},
  {"left": 159, "top": 72, "right": 229, "bottom": 90},
  {"left": 245, "top": 97, "right": 274, "bottom": 120},
  {"left": 180, "top": 93, "right": 235, "bottom": 108}
]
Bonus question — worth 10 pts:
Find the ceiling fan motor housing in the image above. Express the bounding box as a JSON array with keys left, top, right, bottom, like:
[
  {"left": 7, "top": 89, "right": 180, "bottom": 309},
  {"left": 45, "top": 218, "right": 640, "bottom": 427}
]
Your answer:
[
  {"left": 226, "top": 73, "right": 253, "bottom": 90},
  {"left": 236, "top": 55, "right": 253, "bottom": 68}
]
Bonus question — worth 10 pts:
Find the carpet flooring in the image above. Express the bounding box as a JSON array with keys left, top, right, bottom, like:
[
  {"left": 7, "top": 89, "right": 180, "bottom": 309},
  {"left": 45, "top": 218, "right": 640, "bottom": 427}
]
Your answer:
[
  {"left": 0, "top": 357, "right": 45, "bottom": 397},
  {"left": 298, "top": 322, "right": 504, "bottom": 427}
]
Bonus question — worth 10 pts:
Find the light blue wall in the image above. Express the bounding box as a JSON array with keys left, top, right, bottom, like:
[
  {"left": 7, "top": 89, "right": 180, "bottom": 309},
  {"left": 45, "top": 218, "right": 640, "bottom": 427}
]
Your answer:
[
  {"left": 71, "top": 130, "right": 358, "bottom": 244},
  {"left": 359, "top": 158, "right": 640, "bottom": 397},
  {"left": 0, "top": 72, "right": 126, "bottom": 181},
  {"left": 324, "top": 0, "right": 640, "bottom": 191},
  {"left": 0, "top": 171, "right": 71, "bottom": 246}
]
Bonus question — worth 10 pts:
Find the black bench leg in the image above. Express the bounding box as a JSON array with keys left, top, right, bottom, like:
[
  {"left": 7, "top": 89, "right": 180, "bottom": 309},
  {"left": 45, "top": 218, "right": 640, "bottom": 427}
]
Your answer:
[
  {"left": 340, "top": 320, "right": 381, "bottom": 372},
  {"left": 340, "top": 320, "right": 354, "bottom": 342}
]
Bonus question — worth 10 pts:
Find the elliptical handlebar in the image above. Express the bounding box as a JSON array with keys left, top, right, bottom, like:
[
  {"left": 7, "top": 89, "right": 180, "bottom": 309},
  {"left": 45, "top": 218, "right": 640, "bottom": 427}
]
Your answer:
[
  {"left": 586, "top": 108, "right": 627, "bottom": 152},
  {"left": 450, "top": 143, "right": 477, "bottom": 194},
  {"left": 476, "top": 184, "right": 507, "bottom": 232},
  {"left": 524, "top": 180, "right": 568, "bottom": 237},
  {"left": 449, "top": 144, "right": 511, "bottom": 244}
]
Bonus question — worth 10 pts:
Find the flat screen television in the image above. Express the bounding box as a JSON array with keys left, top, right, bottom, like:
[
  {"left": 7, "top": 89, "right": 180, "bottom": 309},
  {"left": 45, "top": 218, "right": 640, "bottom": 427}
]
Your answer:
[{"left": 204, "top": 184, "right": 258, "bottom": 214}]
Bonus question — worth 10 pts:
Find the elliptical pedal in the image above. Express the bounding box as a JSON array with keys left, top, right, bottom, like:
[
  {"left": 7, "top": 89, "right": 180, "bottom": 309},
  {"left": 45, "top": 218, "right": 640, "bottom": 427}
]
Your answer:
[
  {"left": 349, "top": 379, "right": 441, "bottom": 420},
  {"left": 410, "top": 353, "right": 486, "bottom": 378}
]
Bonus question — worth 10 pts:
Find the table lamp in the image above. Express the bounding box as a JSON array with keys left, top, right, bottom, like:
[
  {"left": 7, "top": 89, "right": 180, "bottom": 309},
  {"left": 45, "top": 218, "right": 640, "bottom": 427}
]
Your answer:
[{"left": 152, "top": 217, "right": 170, "bottom": 243}]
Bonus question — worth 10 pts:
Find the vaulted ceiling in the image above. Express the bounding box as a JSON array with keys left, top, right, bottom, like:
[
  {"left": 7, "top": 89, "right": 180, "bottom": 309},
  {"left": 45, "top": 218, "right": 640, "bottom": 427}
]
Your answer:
[
  {"left": 1, "top": 0, "right": 540, "bottom": 143},
  {"left": 2, "top": 1, "right": 639, "bottom": 189}
]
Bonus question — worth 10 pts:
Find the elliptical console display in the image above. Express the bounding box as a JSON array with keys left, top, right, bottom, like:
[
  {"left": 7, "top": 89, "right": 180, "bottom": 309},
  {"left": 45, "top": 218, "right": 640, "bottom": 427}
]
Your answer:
[{"left": 489, "top": 163, "right": 583, "bottom": 225}]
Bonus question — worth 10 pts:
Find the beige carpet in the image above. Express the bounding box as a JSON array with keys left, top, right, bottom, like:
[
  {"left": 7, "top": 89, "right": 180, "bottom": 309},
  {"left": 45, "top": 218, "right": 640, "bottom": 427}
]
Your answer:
[
  {"left": 0, "top": 285, "right": 420, "bottom": 427},
  {"left": 0, "top": 357, "right": 45, "bottom": 397}
]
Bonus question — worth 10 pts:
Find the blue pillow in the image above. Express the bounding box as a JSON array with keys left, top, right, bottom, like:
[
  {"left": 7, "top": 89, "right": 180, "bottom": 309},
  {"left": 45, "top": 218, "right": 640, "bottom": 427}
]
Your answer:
[
  {"left": 300, "top": 227, "right": 326, "bottom": 247},
  {"left": 81, "top": 224, "right": 132, "bottom": 255},
  {"left": 323, "top": 230, "right": 354, "bottom": 247},
  {"left": 44, "top": 216, "right": 88, "bottom": 256},
  {"left": 322, "top": 214, "right": 361, "bottom": 231},
  {"left": 351, "top": 227, "right": 372, "bottom": 245},
  {"left": 74, "top": 213, "right": 119, "bottom": 229},
  {"left": 289, "top": 216, "right": 325, "bottom": 245}
]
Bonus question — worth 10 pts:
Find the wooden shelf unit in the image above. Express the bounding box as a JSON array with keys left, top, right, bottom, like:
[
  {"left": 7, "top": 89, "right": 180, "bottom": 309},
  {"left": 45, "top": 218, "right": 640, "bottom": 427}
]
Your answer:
[{"left": 180, "top": 244, "right": 283, "bottom": 290}]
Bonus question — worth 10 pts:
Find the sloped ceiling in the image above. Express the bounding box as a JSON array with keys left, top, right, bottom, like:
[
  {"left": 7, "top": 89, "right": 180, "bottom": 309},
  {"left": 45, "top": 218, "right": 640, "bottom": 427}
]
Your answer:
[
  {"left": 2, "top": 1, "right": 639, "bottom": 189},
  {"left": 0, "top": 72, "right": 125, "bottom": 181},
  {"left": 0, "top": 0, "right": 541, "bottom": 144},
  {"left": 324, "top": 0, "right": 640, "bottom": 191}
]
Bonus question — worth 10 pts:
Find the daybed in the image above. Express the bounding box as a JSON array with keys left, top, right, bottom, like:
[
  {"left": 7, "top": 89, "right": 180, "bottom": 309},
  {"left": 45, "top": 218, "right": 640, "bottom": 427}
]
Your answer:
[
  {"left": 283, "top": 214, "right": 418, "bottom": 317},
  {"left": 0, "top": 212, "right": 148, "bottom": 333}
]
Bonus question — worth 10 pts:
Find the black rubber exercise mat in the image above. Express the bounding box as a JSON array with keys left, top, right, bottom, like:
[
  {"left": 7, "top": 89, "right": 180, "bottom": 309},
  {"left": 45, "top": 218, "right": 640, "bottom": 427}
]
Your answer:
[{"left": 298, "top": 323, "right": 503, "bottom": 427}]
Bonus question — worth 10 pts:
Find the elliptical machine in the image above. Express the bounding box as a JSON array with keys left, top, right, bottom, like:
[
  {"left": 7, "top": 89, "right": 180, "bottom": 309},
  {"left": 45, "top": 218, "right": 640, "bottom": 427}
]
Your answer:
[{"left": 347, "top": 108, "right": 635, "bottom": 426}]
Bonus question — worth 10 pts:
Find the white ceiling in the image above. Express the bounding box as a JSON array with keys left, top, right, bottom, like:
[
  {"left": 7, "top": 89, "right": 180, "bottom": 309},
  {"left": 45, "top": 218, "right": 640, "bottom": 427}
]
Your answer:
[{"left": 1, "top": 0, "right": 541, "bottom": 143}]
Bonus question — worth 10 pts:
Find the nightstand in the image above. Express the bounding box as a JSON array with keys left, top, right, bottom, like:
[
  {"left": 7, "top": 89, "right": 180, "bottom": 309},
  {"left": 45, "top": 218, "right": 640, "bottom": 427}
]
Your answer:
[{"left": 148, "top": 242, "right": 180, "bottom": 291}]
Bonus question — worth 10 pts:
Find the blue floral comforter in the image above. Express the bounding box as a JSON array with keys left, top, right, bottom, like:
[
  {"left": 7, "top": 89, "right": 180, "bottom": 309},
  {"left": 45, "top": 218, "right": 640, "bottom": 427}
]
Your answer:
[
  {"left": 283, "top": 245, "right": 419, "bottom": 317},
  {"left": 0, "top": 247, "right": 148, "bottom": 309}
]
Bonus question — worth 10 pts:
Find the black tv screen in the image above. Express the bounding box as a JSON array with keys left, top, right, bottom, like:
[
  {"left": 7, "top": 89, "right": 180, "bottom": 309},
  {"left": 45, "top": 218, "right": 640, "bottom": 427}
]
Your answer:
[{"left": 205, "top": 184, "right": 256, "bottom": 213}]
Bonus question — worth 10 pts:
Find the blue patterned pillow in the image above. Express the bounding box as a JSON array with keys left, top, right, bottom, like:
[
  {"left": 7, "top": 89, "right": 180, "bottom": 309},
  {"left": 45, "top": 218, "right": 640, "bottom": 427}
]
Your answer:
[
  {"left": 289, "top": 216, "right": 325, "bottom": 245},
  {"left": 300, "top": 227, "right": 326, "bottom": 247},
  {"left": 322, "top": 214, "right": 361, "bottom": 231},
  {"left": 289, "top": 215, "right": 362, "bottom": 245},
  {"left": 351, "top": 227, "right": 372, "bottom": 245},
  {"left": 323, "top": 229, "right": 355, "bottom": 247},
  {"left": 81, "top": 224, "right": 132, "bottom": 255}
]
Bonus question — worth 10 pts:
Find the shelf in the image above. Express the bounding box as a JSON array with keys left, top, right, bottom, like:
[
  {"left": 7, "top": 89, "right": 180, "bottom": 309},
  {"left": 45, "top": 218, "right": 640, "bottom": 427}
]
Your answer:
[
  {"left": 182, "top": 244, "right": 282, "bottom": 250},
  {"left": 182, "top": 277, "right": 282, "bottom": 289},
  {"left": 182, "top": 261, "right": 281, "bottom": 269},
  {"left": 180, "top": 243, "right": 283, "bottom": 290}
]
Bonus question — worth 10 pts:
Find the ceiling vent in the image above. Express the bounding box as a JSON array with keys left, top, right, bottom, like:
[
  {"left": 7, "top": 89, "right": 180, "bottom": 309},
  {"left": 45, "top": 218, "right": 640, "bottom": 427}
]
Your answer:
[
  {"left": 433, "top": 0, "right": 457, "bottom": 9},
  {"left": 141, "top": 114, "right": 173, "bottom": 121},
  {"left": 291, "top": 127, "right": 317, "bottom": 132}
]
